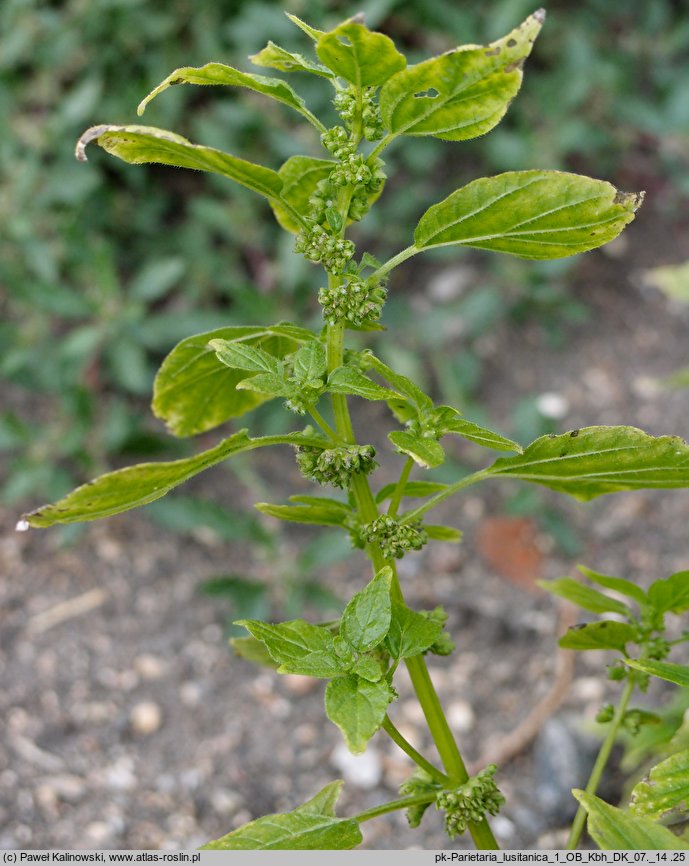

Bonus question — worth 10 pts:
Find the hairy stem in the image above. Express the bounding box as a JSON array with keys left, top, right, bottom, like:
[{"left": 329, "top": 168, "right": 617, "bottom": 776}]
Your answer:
[
  {"left": 566, "top": 676, "right": 636, "bottom": 850},
  {"left": 369, "top": 244, "right": 419, "bottom": 283},
  {"left": 355, "top": 792, "right": 437, "bottom": 824},
  {"left": 382, "top": 715, "right": 451, "bottom": 785},
  {"left": 308, "top": 405, "right": 341, "bottom": 443}
]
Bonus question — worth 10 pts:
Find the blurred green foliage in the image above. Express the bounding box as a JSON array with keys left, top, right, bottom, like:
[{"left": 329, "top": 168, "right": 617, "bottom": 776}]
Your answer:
[{"left": 2, "top": 0, "right": 688, "bottom": 506}]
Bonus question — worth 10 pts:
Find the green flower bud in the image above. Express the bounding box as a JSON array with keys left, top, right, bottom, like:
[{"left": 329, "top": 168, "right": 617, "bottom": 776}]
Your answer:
[
  {"left": 321, "top": 125, "right": 355, "bottom": 160},
  {"left": 318, "top": 278, "right": 387, "bottom": 327},
  {"left": 595, "top": 703, "right": 615, "bottom": 724},
  {"left": 294, "top": 224, "right": 355, "bottom": 275},
  {"left": 296, "top": 444, "right": 377, "bottom": 489},
  {"left": 437, "top": 766, "right": 505, "bottom": 840},
  {"left": 362, "top": 515, "right": 428, "bottom": 560}
]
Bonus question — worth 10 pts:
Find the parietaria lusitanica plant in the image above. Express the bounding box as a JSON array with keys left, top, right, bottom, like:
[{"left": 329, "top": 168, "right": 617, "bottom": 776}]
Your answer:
[{"left": 19, "top": 10, "right": 689, "bottom": 851}]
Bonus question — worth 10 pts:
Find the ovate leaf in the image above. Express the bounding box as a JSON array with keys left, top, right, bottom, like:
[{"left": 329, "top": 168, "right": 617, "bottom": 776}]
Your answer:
[
  {"left": 538, "top": 577, "right": 630, "bottom": 616},
  {"left": 236, "top": 372, "right": 290, "bottom": 397},
  {"left": 250, "top": 42, "right": 335, "bottom": 78},
  {"left": 578, "top": 565, "right": 647, "bottom": 607},
  {"left": 316, "top": 20, "right": 406, "bottom": 87},
  {"left": 361, "top": 352, "right": 434, "bottom": 412},
  {"left": 572, "top": 790, "right": 689, "bottom": 850},
  {"left": 379, "top": 11, "right": 544, "bottom": 141},
  {"left": 487, "top": 426, "right": 689, "bottom": 501},
  {"left": 236, "top": 619, "right": 344, "bottom": 678},
  {"left": 631, "top": 749, "right": 689, "bottom": 820},
  {"left": 340, "top": 567, "right": 392, "bottom": 652},
  {"left": 648, "top": 571, "right": 689, "bottom": 615},
  {"left": 270, "top": 156, "right": 334, "bottom": 233},
  {"left": 209, "top": 339, "right": 281, "bottom": 374},
  {"left": 137, "top": 63, "right": 324, "bottom": 130},
  {"left": 202, "top": 781, "right": 362, "bottom": 850},
  {"left": 230, "top": 635, "right": 279, "bottom": 670},
  {"left": 388, "top": 431, "right": 445, "bottom": 469},
  {"left": 293, "top": 341, "right": 327, "bottom": 384},
  {"left": 385, "top": 600, "right": 443, "bottom": 660},
  {"left": 559, "top": 621, "right": 637, "bottom": 653},
  {"left": 625, "top": 659, "right": 689, "bottom": 688},
  {"left": 325, "top": 675, "right": 394, "bottom": 754},
  {"left": 152, "top": 325, "right": 312, "bottom": 436},
  {"left": 77, "top": 125, "right": 283, "bottom": 200},
  {"left": 22, "top": 430, "right": 326, "bottom": 527},
  {"left": 327, "top": 367, "right": 399, "bottom": 402},
  {"left": 414, "top": 171, "right": 643, "bottom": 260}
]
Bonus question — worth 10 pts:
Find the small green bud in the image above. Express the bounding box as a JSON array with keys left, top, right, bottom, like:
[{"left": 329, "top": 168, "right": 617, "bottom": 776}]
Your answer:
[
  {"left": 296, "top": 444, "right": 377, "bottom": 489},
  {"left": 318, "top": 278, "right": 387, "bottom": 327},
  {"left": 607, "top": 661, "right": 627, "bottom": 681},
  {"left": 595, "top": 703, "right": 615, "bottom": 724},
  {"left": 437, "top": 766, "right": 505, "bottom": 840},
  {"left": 294, "top": 224, "right": 355, "bottom": 275},
  {"left": 321, "top": 125, "right": 355, "bottom": 160},
  {"left": 362, "top": 515, "right": 428, "bottom": 560}
]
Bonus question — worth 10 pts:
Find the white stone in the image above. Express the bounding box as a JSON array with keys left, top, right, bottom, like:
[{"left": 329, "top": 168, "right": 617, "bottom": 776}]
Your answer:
[
  {"left": 130, "top": 700, "right": 163, "bottom": 735},
  {"left": 535, "top": 392, "right": 570, "bottom": 419},
  {"left": 331, "top": 742, "right": 382, "bottom": 789}
]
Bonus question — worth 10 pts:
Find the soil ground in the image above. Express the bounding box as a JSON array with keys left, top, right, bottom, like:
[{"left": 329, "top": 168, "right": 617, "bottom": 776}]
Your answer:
[{"left": 2, "top": 199, "right": 689, "bottom": 850}]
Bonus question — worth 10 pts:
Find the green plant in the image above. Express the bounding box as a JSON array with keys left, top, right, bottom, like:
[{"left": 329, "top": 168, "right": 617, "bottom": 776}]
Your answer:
[{"left": 19, "top": 10, "right": 689, "bottom": 850}]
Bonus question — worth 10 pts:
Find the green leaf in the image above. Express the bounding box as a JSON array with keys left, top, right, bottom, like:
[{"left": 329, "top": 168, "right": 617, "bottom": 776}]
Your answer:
[
  {"left": 77, "top": 125, "right": 283, "bottom": 200},
  {"left": 424, "top": 525, "right": 463, "bottom": 542},
  {"left": 250, "top": 41, "right": 335, "bottom": 79},
  {"left": 414, "top": 171, "right": 643, "bottom": 260},
  {"left": 361, "top": 352, "right": 434, "bottom": 412},
  {"left": 236, "top": 372, "right": 291, "bottom": 397},
  {"left": 631, "top": 749, "right": 689, "bottom": 820},
  {"left": 325, "top": 675, "right": 394, "bottom": 754},
  {"left": 256, "top": 501, "right": 350, "bottom": 527},
  {"left": 270, "top": 156, "right": 334, "bottom": 233},
  {"left": 538, "top": 577, "right": 630, "bottom": 616},
  {"left": 352, "top": 656, "right": 385, "bottom": 683},
  {"left": 22, "top": 430, "right": 326, "bottom": 528},
  {"left": 237, "top": 619, "right": 344, "bottom": 678},
  {"left": 379, "top": 11, "right": 544, "bottom": 141},
  {"left": 388, "top": 431, "right": 445, "bottom": 469},
  {"left": 578, "top": 565, "right": 648, "bottom": 607},
  {"left": 137, "top": 63, "right": 324, "bottom": 131},
  {"left": 316, "top": 20, "right": 406, "bottom": 87},
  {"left": 648, "top": 571, "right": 689, "bottom": 615},
  {"left": 286, "top": 13, "right": 325, "bottom": 42},
  {"left": 327, "top": 367, "right": 399, "bottom": 402},
  {"left": 625, "top": 659, "right": 689, "bottom": 688},
  {"left": 439, "top": 410, "right": 522, "bottom": 453},
  {"left": 340, "top": 567, "right": 392, "bottom": 652},
  {"left": 487, "top": 426, "right": 689, "bottom": 501},
  {"left": 559, "top": 621, "right": 637, "bottom": 653},
  {"left": 209, "top": 339, "right": 282, "bottom": 374},
  {"left": 385, "top": 600, "right": 443, "bottom": 660},
  {"left": 230, "top": 635, "right": 279, "bottom": 670},
  {"left": 376, "top": 481, "right": 449, "bottom": 503},
  {"left": 153, "top": 325, "right": 313, "bottom": 437},
  {"left": 293, "top": 341, "right": 327, "bottom": 384},
  {"left": 202, "top": 781, "right": 362, "bottom": 850},
  {"left": 572, "top": 790, "right": 689, "bottom": 850}
]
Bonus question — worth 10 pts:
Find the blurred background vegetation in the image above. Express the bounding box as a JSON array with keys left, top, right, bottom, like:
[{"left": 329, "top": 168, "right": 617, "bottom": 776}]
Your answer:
[{"left": 2, "top": 0, "right": 688, "bottom": 517}]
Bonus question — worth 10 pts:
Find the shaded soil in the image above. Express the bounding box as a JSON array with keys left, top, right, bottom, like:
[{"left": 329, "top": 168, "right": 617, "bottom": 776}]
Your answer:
[{"left": 2, "top": 200, "right": 689, "bottom": 850}]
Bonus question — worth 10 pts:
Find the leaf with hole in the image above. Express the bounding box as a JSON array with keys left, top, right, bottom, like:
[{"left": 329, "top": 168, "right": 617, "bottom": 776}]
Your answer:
[
  {"left": 379, "top": 11, "right": 544, "bottom": 141},
  {"left": 316, "top": 20, "right": 406, "bottom": 87}
]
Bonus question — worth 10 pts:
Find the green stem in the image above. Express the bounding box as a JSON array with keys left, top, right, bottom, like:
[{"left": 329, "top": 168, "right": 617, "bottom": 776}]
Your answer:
[
  {"left": 566, "top": 676, "right": 636, "bottom": 850},
  {"left": 382, "top": 715, "right": 451, "bottom": 786},
  {"left": 369, "top": 244, "right": 419, "bottom": 283},
  {"left": 368, "top": 131, "right": 397, "bottom": 161},
  {"left": 308, "top": 405, "right": 342, "bottom": 443},
  {"left": 388, "top": 456, "right": 414, "bottom": 517},
  {"left": 402, "top": 468, "right": 493, "bottom": 524},
  {"left": 355, "top": 792, "right": 437, "bottom": 824}
]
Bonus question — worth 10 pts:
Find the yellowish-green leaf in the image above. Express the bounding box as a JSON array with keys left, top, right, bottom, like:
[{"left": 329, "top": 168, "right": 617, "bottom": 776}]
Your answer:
[
  {"left": 230, "top": 635, "right": 279, "bottom": 670},
  {"left": 578, "top": 565, "right": 648, "bottom": 607},
  {"left": 328, "top": 367, "right": 399, "bottom": 402},
  {"left": 77, "top": 125, "right": 283, "bottom": 200},
  {"left": 270, "top": 156, "right": 334, "bottom": 233},
  {"left": 22, "top": 430, "right": 326, "bottom": 528},
  {"left": 137, "top": 63, "right": 324, "bottom": 131},
  {"left": 202, "top": 781, "right": 362, "bottom": 850},
  {"left": 648, "top": 571, "right": 689, "bottom": 615},
  {"left": 573, "top": 790, "right": 689, "bottom": 850},
  {"left": 316, "top": 20, "right": 406, "bottom": 87},
  {"left": 415, "top": 171, "right": 643, "bottom": 260},
  {"left": 488, "top": 426, "right": 689, "bottom": 501},
  {"left": 379, "top": 11, "right": 544, "bottom": 141},
  {"left": 559, "top": 621, "right": 637, "bottom": 653},
  {"left": 437, "top": 407, "right": 521, "bottom": 452},
  {"left": 256, "top": 501, "right": 350, "bottom": 527},
  {"left": 153, "top": 325, "right": 312, "bottom": 437},
  {"left": 250, "top": 41, "right": 335, "bottom": 78},
  {"left": 236, "top": 619, "right": 344, "bottom": 678},
  {"left": 631, "top": 749, "right": 689, "bottom": 821},
  {"left": 539, "top": 577, "right": 630, "bottom": 616},
  {"left": 388, "top": 431, "right": 445, "bottom": 469},
  {"left": 625, "top": 659, "right": 689, "bottom": 688},
  {"left": 286, "top": 13, "right": 325, "bottom": 42}
]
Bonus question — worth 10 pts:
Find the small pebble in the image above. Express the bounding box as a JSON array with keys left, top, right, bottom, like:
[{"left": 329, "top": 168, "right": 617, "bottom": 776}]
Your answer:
[
  {"left": 130, "top": 701, "right": 163, "bottom": 735},
  {"left": 331, "top": 742, "right": 382, "bottom": 789},
  {"left": 134, "top": 654, "right": 165, "bottom": 680}
]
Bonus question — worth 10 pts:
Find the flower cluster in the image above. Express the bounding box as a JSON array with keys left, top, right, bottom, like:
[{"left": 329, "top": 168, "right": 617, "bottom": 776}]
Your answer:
[
  {"left": 294, "top": 224, "right": 355, "bottom": 275},
  {"left": 296, "top": 444, "right": 377, "bottom": 489},
  {"left": 436, "top": 766, "right": 505, "bottom": 840},
  {"left": 321, "top": 125, "right": 355, "bottom": 161},
  {"left": 362, "top": 515, "right": 428, "bottom": 560},
  {"left": 318, "top": 278, "right": 387, "bottom": 327},
  {"left": 333, "top": 85, "right": 384, "bottom": 141},
  {"left": 422, "top": 606, "right": 456, "bottom": 656}
]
